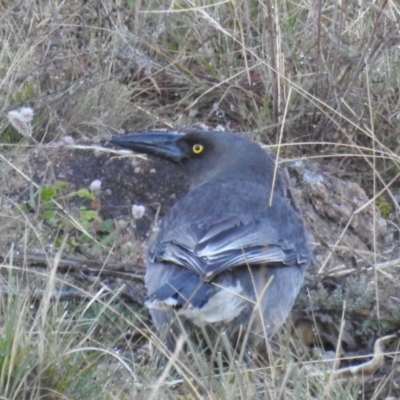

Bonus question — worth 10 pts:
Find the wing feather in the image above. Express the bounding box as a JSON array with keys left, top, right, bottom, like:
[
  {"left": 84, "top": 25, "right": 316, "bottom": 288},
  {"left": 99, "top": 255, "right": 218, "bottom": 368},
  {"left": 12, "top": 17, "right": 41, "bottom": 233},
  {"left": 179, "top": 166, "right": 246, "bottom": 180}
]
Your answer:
[{"left": 150, "top": 180, "right": 309, "bottom": 280}]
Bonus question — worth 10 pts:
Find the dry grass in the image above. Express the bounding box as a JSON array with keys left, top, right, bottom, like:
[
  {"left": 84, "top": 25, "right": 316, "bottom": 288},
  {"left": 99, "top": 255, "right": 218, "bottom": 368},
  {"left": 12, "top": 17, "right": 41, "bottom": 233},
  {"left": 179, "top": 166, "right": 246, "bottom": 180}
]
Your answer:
[{"left": 1, "top": 0, "right": 400, "bottom": 398}]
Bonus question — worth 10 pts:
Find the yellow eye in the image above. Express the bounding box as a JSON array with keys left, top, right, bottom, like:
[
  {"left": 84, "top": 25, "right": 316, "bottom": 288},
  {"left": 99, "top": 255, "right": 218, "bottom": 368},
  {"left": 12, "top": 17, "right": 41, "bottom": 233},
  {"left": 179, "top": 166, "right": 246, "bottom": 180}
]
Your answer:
[{"left": 192, "top": 144, "right": 204, "bottom": 154}]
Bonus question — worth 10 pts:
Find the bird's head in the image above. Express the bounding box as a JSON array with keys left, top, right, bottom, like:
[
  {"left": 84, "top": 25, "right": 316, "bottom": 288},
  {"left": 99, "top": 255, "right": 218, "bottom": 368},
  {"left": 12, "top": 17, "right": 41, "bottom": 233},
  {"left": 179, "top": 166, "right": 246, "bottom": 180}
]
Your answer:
[{"left": 110, "top": 130, "right": 276, "bottom": 190}]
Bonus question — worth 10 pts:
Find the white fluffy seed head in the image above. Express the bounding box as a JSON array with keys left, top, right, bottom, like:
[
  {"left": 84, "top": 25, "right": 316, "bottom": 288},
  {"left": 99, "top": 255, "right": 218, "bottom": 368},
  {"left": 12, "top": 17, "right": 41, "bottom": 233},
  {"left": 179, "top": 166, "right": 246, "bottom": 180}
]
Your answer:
[
  {"left": 131, "top": 204, "right": 146, "bottom": 219},
  {"left": 62, "top": 135, "right": 75, "bottom": 145},
  {"left": 7, "top": 107, "right": 35, "bottom": 137},
  {"left": 89, "top": 179, "right": 102, "bottom": 194},
  {"left": 19, "top": 107, "right": 34, "bottom": 122}
]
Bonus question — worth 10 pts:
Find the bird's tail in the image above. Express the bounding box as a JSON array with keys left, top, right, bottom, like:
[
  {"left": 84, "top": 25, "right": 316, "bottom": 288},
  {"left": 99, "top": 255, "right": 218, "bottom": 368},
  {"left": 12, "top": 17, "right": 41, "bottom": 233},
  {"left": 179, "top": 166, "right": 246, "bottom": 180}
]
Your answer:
[{"left": 145, "top": 269, "right": 215, "bottom": 310}]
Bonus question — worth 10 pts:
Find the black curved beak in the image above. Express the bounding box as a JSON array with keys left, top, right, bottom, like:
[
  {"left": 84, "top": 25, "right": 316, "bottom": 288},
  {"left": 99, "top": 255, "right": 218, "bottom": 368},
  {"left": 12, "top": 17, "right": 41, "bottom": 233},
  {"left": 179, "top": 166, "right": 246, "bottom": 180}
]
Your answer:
[{"left": 110, "top": 132, "right": 186, "bottom": 163}]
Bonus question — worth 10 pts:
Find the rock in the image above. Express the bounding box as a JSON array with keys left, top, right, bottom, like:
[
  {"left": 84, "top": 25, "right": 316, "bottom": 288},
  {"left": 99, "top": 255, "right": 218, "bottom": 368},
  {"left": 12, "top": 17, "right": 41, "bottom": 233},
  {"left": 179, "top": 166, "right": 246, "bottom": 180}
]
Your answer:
[
  {"left": 287, "top": 160, "right": 390, "bottom": 274},
  {"left": 5, "top": 144, "right": 391, "bottom": 275}
]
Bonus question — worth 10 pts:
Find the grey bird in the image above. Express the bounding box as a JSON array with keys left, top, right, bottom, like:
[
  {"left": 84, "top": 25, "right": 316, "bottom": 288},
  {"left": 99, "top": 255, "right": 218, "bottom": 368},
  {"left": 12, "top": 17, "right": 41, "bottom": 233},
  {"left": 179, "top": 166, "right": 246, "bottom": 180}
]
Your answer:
[{"left": 110, "top": 130, "right": 311, "bottom": 347}]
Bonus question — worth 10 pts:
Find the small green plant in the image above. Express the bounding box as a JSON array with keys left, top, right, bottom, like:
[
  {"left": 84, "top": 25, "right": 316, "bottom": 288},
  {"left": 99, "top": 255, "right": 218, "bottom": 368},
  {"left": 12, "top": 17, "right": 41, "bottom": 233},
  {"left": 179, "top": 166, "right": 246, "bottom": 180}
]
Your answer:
[
  {"left": 25, "top": 181, "right": 116, "bottom": 255},
  {"left": 375, "top": 196, "right": 392, "bottom": 218}
]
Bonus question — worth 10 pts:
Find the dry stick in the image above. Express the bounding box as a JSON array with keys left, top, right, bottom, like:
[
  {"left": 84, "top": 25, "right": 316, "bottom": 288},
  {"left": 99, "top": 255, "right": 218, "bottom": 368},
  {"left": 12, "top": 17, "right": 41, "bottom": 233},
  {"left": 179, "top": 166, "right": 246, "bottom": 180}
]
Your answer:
[
  {"left": 1, "top": 251, "right": 143, "bottom": 276},
  {"left": 365, "top": 64, "right": 382, "bottom": 331},
  {"left": 276, "top": 362, "right": 296, "bottom": 400},
  {"left": 323, "top": 256, "right": 400, "bottom": 278},
  {"left": 324, "top": 301, "right": 347, "bottom": 395},
  {"left": 306, "top": 332, "right": 400, "bottom": 378},
  {"left": 0, "top": 252, "right": 145, "bottom": 304},
  {"left": 148, "top": 336, "right": 198, "bottom": 400},
  {"left": 376, "top": 266, "right": 400, "bottom": 289},
  {"left": 270, "top": 86, "right": 293, "bottom": 207},
  {"left": 238, "top": 6, "right": 252, "bottom": 88},
  {"left": 0, "top": 258, "right": 146, "bottom": 306},
  {"left": 265, "top": 0, "right": 279, "bottom": 121},
  {"left": 311, "top": 0, "right": 323, "bottom": 124},
  {"left": 5, "top": 141, "right": 397, "bottom": 161},
  {"left": 0, "top": 284, "right": 93, "bottom": 301},
  {"left": 63, "top": 346, "right": 137, "bottom": 381},
  {"left": 333, "top": 332, "right": 399, "bottom": 378}
]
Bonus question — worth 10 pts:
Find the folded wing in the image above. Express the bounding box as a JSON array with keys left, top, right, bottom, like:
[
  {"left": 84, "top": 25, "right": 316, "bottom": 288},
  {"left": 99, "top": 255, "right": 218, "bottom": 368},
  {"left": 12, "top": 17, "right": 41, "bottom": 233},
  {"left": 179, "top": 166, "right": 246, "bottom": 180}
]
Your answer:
[{"left": 150, "top": 204, "right": 309, "bottom": 282}]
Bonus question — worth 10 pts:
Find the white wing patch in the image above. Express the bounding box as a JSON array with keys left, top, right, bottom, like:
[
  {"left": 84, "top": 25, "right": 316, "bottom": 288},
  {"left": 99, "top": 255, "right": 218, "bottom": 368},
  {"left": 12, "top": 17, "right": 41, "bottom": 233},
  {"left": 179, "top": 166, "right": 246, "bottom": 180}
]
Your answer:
[
  {"left": 145, "top": 281, "right": 247, "bottom": 325},
  {"left": 180, "top": 281, "right": 246, "bottom": 324}
]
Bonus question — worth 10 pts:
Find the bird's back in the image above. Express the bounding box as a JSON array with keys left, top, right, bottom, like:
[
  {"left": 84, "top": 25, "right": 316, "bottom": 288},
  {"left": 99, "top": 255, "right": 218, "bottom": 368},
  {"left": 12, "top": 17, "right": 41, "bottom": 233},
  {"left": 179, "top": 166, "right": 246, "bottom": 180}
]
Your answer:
[{"left": 145, "top": 175, "right": 310, "bottom": 341}]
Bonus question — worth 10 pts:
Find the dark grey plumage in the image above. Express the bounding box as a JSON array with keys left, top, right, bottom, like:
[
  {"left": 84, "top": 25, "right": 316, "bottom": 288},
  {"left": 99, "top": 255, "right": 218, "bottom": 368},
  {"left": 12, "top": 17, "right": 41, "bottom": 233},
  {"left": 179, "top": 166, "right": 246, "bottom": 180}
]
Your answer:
[{"left": 110, "top": 130, "right": 311, "bottom": 346}]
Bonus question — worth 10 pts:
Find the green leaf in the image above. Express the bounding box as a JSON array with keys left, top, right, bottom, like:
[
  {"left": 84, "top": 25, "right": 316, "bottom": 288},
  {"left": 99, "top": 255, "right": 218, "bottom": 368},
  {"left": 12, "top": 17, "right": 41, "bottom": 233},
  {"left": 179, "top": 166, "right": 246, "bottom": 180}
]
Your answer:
[
  {"left": 79, "top": 209, "right": 99, "bottom": 221},
  {"left": 99, "top": 232, "right": 117, "bottom": 246},
  {"left": 43, "top": 210, "right": 56, "bottom": 219},
  {"left": 54, "top": 181, "right": 68, "bottom": 191},
  {"left": 40, "top": 185, "right": 56, "bottom": 202},
  {"left": 99, "top": 219, "right": 114, "bottom": 233},
  {"left": 75, "top": 188, "right": 96, "bottom": 200}
]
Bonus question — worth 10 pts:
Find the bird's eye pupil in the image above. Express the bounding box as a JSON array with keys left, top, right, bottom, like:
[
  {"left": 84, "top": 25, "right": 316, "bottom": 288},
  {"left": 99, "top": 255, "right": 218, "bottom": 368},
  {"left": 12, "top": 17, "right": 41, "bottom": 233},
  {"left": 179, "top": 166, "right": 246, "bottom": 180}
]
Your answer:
[{"left": 192, "top": 144, "right": 203, "bottom": 154}]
